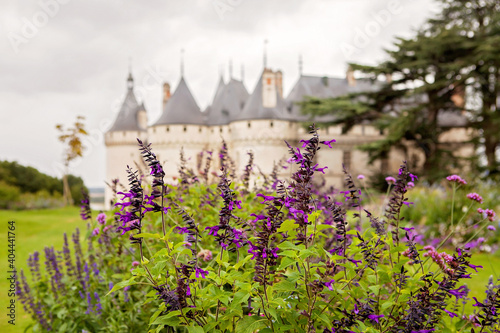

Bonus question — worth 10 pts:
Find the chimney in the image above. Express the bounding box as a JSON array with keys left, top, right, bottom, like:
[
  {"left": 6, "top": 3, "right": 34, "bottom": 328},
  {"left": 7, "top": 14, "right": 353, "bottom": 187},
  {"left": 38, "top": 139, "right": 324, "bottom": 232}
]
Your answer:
[
  {"left": 346, "top": 65, "right": 356, "bottom": 87},
  {"left": 451, "top": 84, "right": 465, "bottom": 109},
  {"left": 163, "top": 82, "right": 171, "bottom": 109},
  {"left": 262, "top": 68, "right": 280, "bottom": 108},
  {"left": 275, "top": 70, "right": 283, "bottom": 97}
]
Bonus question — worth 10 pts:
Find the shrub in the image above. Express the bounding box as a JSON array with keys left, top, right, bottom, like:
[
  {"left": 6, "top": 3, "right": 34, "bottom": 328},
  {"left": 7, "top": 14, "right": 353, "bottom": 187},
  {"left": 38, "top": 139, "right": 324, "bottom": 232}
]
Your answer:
[{"left": 21, "top": 126, "right": 499, "bottom": 332}]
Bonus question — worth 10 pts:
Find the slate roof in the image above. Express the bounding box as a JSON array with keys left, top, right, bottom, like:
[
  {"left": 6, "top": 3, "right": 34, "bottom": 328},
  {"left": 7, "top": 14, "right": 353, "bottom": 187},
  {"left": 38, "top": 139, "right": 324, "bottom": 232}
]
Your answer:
[
  {"left": 437, "top": 111, "right": 469, "bottom": 127},
  {"left": 206, "top": 78, "right": 249, "bottom": 125},
  {"left": 232, "top": 71, "right": 289, "bottom": 121},
  {"left": 108, "top": 73, "right": 147, "bottom": 132},
  {"left": 285, "top": 75, "right": 381, "bottom": 122},
  {"left": 153, "top": 77, "right": 204, "bottom": 126}
]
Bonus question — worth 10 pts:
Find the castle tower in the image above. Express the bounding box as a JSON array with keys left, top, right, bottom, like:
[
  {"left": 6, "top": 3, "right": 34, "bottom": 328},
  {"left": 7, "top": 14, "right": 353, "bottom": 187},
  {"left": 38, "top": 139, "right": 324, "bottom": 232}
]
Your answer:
[
  {"left": 230, "top": 68, "right": 296, "bottom": 177},
  {"left": 104, "top": 72, "right": 148, "bottom": 209},
  {"left": 148, "top": 76, "right": 206, "bottom": 180}
]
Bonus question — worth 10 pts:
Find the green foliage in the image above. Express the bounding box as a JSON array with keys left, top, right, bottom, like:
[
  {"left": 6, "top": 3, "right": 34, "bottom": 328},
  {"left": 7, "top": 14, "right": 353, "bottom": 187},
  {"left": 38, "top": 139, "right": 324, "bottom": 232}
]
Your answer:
[
  {"left": 0, "top": 160, "right": 86, "bottom": 209},
  {"left": 300, "top": 0, "right": 500, "bottom": 181},
  {"left": 18, "top": 213, "right": 153, "bottom": 333},
  {"left": 402, "top": 181, "right": 500, "bottom": 247},
  {"left": 0, "top": 180, "right": 21, "bottom": 208}
]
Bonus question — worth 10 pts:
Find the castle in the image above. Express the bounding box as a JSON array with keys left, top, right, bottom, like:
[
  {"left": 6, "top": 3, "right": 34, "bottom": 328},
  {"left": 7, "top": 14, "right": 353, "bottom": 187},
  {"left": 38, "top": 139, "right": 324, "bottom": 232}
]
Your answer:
[{"left": 104, "top": 63, "right": 472, "bottom": 209}]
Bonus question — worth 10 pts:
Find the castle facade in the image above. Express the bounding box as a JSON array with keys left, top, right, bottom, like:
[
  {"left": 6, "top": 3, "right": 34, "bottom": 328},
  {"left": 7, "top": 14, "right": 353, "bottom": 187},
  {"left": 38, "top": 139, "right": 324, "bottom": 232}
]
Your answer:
[{"left": 104, "top": 66, "right": 472, "bottom": 209}]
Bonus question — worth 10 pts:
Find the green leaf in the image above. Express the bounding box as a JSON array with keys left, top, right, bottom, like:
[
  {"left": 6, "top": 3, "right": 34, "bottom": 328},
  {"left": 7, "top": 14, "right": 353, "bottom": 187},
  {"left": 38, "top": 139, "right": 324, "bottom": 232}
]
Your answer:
[
  {"left": 381, "top": 301, "right": 394, "bottom": 310},
  {"left": 234, "top": 254, "right": 252, "bottom": 271},
  {"left": 106, "top": 277, "right": 136, "bottom": 296},
  {"left": 368, "top": 285, "right": 381, "bottom": 295},
  {"left": 186, "top": 325, "right": 204, "bottom": 333},
  {"left": 274, "top": 280, "right": 297, "bottom": 292},
  {"left": 235, "top": 316, "right": 268, "bottom": 333},
  {"left": 277, "top": 257, "right": 295, "bottom": 271},
  {"left": 277, "top": 219, "right": 298, "bottom": 232},
  {"left": 151, "top": 311, "right": 181, "bottom": 326},
  {"left": 135, "top": 232, "right": 161, "bottom": 239}
]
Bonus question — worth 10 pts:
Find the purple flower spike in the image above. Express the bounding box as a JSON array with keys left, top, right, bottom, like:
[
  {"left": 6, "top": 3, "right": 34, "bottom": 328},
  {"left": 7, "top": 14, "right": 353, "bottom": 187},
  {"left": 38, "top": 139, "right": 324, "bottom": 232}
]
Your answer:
[
  {"left": 487, "top": 225, "right": 496, "bottom": 231},
  {"left": 357, "top": 174, "right": 365, "bottom": 180}
]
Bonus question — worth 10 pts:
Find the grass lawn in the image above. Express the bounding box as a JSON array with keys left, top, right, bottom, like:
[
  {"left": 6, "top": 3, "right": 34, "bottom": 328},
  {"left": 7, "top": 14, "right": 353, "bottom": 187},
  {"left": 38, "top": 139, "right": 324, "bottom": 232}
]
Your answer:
[
  {"left": 0, "top": 207, "right": 87, "bottom": 333},
  {"left": 0, "top": 207, "right": 498, "bottom": 332}
]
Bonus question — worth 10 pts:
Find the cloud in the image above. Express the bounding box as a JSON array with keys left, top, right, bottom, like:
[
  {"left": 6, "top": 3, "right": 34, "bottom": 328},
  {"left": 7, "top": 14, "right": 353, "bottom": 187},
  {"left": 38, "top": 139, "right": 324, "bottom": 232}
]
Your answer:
[{"left": 0, "top": 0, "right": 437, "bottom": 187}]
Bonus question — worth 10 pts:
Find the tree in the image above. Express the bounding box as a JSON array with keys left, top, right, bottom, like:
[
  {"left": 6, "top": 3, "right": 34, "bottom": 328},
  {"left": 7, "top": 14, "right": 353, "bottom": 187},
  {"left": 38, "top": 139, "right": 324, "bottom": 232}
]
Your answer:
[
  {"left": 429, "top": 0, "right": 500, "bottom": 176},
  {"left": 56, "top": 116, "right": 88, "bottom": 205},
  {"left": 301, "top": 0, "right": 500, "bottom": 180}
]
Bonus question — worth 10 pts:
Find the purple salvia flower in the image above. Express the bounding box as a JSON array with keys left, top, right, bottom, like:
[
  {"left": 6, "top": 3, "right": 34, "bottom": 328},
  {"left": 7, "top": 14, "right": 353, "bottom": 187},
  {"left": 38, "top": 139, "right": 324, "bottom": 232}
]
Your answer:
[
  {"left": 195, "top": 267, "right": 209, "bottom": 279},
  {"left": 444, "top": 309, "right": 458, "bottom": 318},
  {"left": 94, "top": 292, "right": 102, "bottom": 315},
  {"left": 175, "top": 226, "right": 190, "bottom": 234},
  {"left": 80, "top": 189, "right": 91, "bottom": 221},
  {"left": 62, "top": 233, "right": 74, "bottom": 277},
  {"left": 348, "top": 258, "right": 362, "bottom": 267},
  {"left": 324, "top": 279, "right": 335, "bottom": 291},
  {"left": 368, "top": 314, "right": 384, "bottom": 323},
  {"left": 468, "top": 263, "right": 483, "bottom": 272},
  {"left": 256, "top": 193, "right": 275, "bottom": 203},
  {"left": 320, "top": 139, "right": 336, "bottom": 148},
  {"left": 85, "top": 291, "right": 93, "bottom": 314},
  {"left": 487, "top": 225, "right": 496, "bottom": 231}
]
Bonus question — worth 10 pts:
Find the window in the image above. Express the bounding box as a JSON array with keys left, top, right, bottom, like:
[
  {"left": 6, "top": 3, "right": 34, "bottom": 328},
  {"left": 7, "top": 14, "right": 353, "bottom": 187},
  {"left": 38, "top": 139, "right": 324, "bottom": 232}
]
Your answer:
[
  {"left": 166, "top": 127, "right": 170, "bottom": 132},
  {"left": 220, "top": 127, "right": 223, "bottom": 133},
  {"left": 183, "top": 126, "right": 187, "bottom": 132},
  {"left": 247, "top": 122, "right": 251, "bottom": 128},
  {"left": 199, "top": 127, "right": 202, "bottom": 133},
  {"left": 270, "top": 121, "right": 274, "bottom": 128}
]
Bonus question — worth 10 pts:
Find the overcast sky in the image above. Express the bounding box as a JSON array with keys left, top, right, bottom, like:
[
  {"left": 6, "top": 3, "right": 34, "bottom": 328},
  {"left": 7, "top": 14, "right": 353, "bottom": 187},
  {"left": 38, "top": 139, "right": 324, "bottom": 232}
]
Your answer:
[{"left": 0, "top": 0, "right": 440, "bottom": 188}]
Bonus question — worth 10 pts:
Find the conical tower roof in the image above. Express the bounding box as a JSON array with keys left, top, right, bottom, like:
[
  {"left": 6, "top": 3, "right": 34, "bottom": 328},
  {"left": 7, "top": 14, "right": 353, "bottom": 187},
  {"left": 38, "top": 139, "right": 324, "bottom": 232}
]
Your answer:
[
  {"left": 233, "top": 71, "right": 288, "bottom": 121},
  {"left": 206, "top": 78, "right": 249, "bottom": 125},
  {"left": 153, "top": 77, "right": 204, "bottom": 126},
  {"left": 108, "top": 73, "right": 146, "bottom": 132}
]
